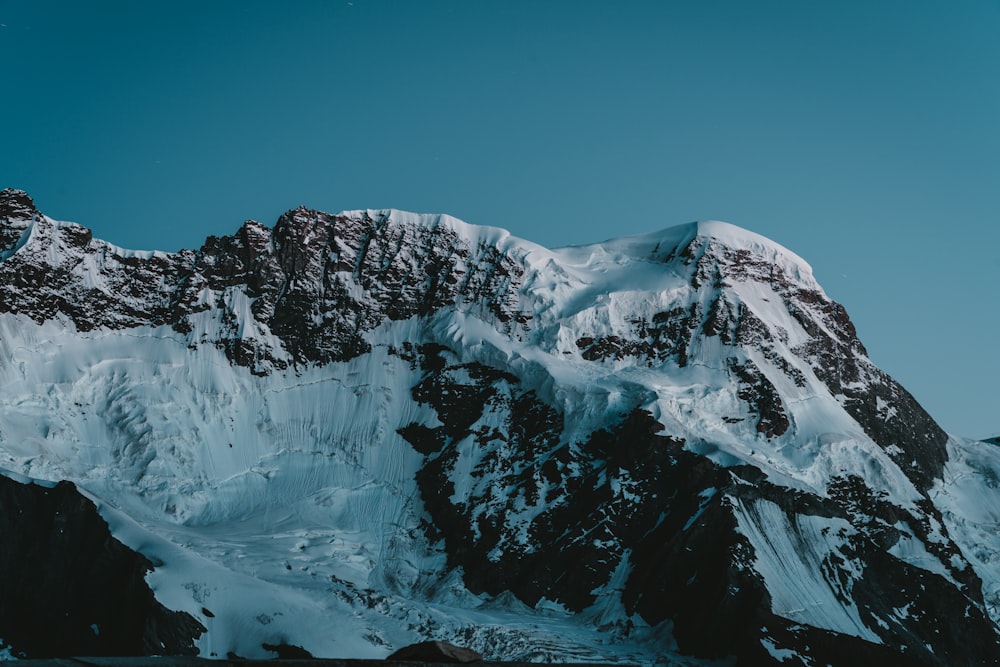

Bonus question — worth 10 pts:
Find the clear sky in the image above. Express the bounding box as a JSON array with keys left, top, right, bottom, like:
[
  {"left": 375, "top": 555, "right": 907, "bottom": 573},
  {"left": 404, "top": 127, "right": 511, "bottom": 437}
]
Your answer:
[{"left": 2, "top": 1, "right": 999, "bottom": 437}]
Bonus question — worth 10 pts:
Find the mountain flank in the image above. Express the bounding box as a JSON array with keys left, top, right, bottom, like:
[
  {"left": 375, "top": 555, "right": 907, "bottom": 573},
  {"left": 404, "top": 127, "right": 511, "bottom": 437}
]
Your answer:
[{"left": 0, "top": 188, "right": 998, "bottom": 665}]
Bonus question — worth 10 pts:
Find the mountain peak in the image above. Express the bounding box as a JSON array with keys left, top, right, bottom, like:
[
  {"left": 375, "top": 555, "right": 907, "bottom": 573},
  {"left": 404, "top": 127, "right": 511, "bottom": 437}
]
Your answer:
[
  {"left": 551, "top": 219, "right": 819, "bottom": 296},
  {"left": 680, "top": 219, "right": 818, "bottom": 294},
  {"left": 692, "top": 219, "right": 813, "bottom": 270},
  {"left": 0, "top": 188, "right": 39, "bottom": 253},
  {"left": 0, "top": 188, "right": 38, "bottom": 220},
  {"left": 693, "top": 219, "right": 789, "bottom": 250}
]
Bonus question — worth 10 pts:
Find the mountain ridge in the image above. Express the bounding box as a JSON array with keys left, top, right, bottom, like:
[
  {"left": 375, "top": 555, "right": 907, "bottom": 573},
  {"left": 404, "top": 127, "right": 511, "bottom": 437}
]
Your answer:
[{"left": 0, "top": 187, "right": 998, "bottom": 665}]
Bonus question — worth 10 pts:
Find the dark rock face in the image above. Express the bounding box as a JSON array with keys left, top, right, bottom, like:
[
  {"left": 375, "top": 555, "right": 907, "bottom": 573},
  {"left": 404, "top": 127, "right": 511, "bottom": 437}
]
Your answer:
[
  {"left": 0, "top": 200, "right": 525, "bottom": 372},
  {"left": 401, "top": 346, "right": 1000, "bottom": 665},
  {"left": 386, "top": 640, "right": 482, "bottom": 663},
  {"left": 573, "top": 231, "right": 948, "bottom": 493},
  {"left": 0, "top": 473, "right": 204, "bottom": 658},
  {"left": 197, "top": 207, "right": 525, "bottom": 366},
  {"left": 261, "top": 641, "right": 314, "bottom": 659},
  {"left": 728, "top": 358, "right": 791, "bottom": 437},
  {"left": 0, "top": 188, "right": 37, "bottom": 251}
]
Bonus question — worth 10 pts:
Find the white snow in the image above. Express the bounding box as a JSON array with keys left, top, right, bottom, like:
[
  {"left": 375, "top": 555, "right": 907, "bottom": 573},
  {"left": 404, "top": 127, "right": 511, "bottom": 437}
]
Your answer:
[
  {"left": 932, "top": 436, "right": 1000, "bottom": 624},
  {"left": 731, "top": 496, "right": 881, "bottom": 643},
  {"left": 886, "top": 521, "right": 956, "bottom": 584}
]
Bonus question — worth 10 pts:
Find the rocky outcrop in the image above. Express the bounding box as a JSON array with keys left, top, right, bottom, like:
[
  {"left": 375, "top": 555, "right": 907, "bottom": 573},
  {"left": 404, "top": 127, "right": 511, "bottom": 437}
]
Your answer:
[
  {"left": 0, "top": 473, "right": 204, "bottom": 659},
  {"left": 386, "top": 640, "right": 482, "bottom": 663},
  {"left": 400, "top": 346, "right": 1000, "bottom": 665},
  {"left": 0, "top": 193, "right": 525, "bottom": 371},
  {"left": 571, "top": 228, "right": 948, "bottom": 494},
  {"left": 0, "top": 188, "right": 36, "bottom": 251}
]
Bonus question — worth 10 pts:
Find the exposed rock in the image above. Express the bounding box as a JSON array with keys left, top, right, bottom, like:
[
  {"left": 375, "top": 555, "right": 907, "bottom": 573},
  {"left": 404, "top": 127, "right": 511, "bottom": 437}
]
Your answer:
[
  {"left": 403, "top": 348, "right": 999, "bottom": 665},
  {"left": 386, "top": 640, "right": 482, "bottom": 663},
  {"left": 0, "top": 188, "right": 37, "bottom": 257},
  {"left": 0, "top": 473, "right": 204, "bottom": 658},
  {"left": 0, "top": 204, "right": 526, "bottom": 372},
  {"left": 262, "top": 642, "right": 315, "bottom": 659}
]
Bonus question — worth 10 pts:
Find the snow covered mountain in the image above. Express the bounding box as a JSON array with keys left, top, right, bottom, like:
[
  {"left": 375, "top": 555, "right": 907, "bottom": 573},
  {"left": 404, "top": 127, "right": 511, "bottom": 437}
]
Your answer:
[{"left": 1, "top": 187, "right": 998, "bottom": 665}]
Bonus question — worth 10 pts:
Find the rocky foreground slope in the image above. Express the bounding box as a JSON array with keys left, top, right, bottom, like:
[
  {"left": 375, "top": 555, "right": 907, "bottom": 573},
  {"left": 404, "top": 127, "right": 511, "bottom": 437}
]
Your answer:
[{"left": 1, "top": 188, "right": 999, "bottom": 665}]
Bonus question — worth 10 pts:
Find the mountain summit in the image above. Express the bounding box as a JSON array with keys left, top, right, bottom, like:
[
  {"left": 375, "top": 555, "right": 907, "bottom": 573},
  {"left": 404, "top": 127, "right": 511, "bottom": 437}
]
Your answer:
[{"left": 0, "top": 189, "right": 998, "bottom": 665}]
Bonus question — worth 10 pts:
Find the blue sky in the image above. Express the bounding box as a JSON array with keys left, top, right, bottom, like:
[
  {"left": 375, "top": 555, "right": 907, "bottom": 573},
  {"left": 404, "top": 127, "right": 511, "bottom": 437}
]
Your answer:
[{"left": 2, "top": 1, "right": 999, "bottom": 437}]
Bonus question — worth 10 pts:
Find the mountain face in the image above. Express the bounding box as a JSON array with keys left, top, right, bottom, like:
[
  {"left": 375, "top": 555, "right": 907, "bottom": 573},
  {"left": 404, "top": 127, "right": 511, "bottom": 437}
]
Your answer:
[
  {"left": 1, "top": 187, "right": 999, "bottom": 665},
  {"left": 0, "top": 472, "right": 204, "bottom": 658}
]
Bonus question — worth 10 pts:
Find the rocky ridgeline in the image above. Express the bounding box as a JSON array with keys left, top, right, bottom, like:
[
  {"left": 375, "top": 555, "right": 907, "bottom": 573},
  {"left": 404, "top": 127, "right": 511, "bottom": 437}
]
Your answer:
[{"left": 0, "top": 190, "right": 523, "bottom": 370}]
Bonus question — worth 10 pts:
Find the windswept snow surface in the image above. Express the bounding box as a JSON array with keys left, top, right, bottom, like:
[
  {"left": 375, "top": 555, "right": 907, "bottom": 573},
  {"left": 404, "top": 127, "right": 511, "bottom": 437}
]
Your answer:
[{"left": 730, "top": 496, "right": 879, "bottom": 643}]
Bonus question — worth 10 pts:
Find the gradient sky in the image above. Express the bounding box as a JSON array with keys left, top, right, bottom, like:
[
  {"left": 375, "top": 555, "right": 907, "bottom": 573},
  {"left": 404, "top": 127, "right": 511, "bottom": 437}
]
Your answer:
[{"left": 2, "top": 1, "right": 999, "bottom": 437}]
